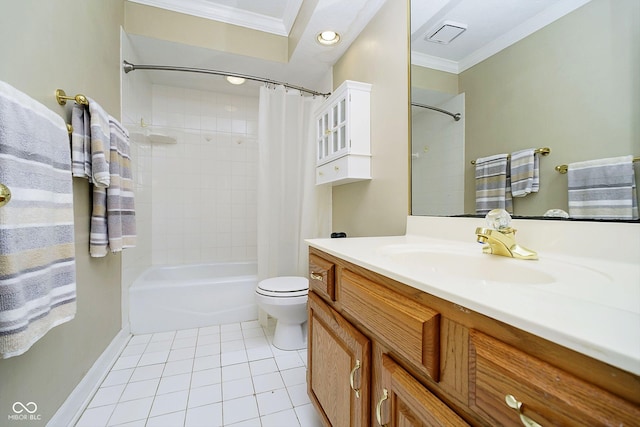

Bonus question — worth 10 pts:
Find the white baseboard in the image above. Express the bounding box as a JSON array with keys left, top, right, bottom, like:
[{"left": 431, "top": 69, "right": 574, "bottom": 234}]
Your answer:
[{"left": 47, "top": 326, "right": 131, "bottom": 427}]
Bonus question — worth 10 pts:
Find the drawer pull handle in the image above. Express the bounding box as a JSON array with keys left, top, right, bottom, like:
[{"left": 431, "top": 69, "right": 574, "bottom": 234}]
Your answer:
[
  {"left": 310, "top": 272, "right": 323, "bottom": 281},
  {"left": 334, "top": 166, "right": 340, "bottom": 171},
  {"left": 376, "top": 388, "right": 389, "bottom": 427},
  {"left": 349, "top": 359, "right": 361, "bottom": 398},
  {"left": 505, "top": 394, "right": 542, "bottom": 427}
]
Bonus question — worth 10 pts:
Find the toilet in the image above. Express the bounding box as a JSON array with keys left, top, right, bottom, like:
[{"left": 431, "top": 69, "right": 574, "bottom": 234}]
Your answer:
[{"left": 255, "top": 276, "right": 309, "bottom": 351}]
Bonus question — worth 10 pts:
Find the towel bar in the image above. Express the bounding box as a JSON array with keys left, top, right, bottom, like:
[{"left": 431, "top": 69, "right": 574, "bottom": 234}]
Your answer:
[
  {"left": 55, "top": 89, "right": 88, "bottom": 106},
  {"left": 555, "top": 156, "right": 640, "bottom": 174},
  {"left": 471, "top": 147, "right": 550, "bottom": 165}
]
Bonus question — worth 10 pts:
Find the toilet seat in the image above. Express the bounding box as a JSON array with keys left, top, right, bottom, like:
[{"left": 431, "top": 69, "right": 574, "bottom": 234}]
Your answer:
[{"left": 256, "top": 276, "right": 309, "bottom": 298}]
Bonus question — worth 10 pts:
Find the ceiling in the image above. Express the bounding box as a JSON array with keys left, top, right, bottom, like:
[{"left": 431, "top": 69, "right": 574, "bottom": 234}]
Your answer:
[{"left": 125, "top": 0, "right": 593, "bottom": 94}]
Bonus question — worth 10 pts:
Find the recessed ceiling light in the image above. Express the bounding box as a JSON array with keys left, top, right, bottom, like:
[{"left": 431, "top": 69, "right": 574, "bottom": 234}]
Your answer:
[
  {"left": 317, "top": 30, "right": 340, "bottom": 46},
  {"left": 226, "top": 76, "right": 246, "bottom": 85}
]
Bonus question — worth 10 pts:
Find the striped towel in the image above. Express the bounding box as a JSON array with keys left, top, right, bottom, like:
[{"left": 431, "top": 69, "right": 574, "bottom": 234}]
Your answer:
[
  {"left": 71, "top": 104, "right": 91, "bottom": 179},
  {"left": 475, "top": 153, "right": 513, "bottom": 215},
  {"left": 510, "top": 148, "right": 540, "bottom": 197},
  {"left": 568, "top": 156, "right": 639, "bottom": 220},
  {"left": 0, "top": 80, "right": 76, "bottom": 358},
  {"left": 90, "top": 116, "right": 137, "bottom": 257},
  {"left": 88, "top": 98, "right": 111, "bottom": 187}
]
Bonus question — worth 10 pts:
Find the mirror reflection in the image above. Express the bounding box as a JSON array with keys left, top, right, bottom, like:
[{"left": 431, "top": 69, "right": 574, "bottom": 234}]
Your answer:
[{"left": 410, "top": 0, "right": 639, "bottom": 220}]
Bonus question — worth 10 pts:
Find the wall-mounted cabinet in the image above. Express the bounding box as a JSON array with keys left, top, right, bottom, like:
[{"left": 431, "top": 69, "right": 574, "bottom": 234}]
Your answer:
[{"left": 315, "top": 80, "right": 371, "bottom": 186}]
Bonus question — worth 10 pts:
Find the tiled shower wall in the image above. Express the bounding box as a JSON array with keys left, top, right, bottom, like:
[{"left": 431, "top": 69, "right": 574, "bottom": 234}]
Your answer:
[{"left": 149, "top": 85, "right": 259, "bottom": 265}]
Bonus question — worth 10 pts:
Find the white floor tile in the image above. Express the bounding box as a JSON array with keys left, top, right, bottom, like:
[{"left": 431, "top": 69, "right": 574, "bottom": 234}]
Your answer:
[
  {"left": 145, "top": 341, "right": 173, "bottom": 353},
  {"left": 195, "top": 333, "right": 219, "bottom": 346},
  {"left": 275, "top": 353, "right": 305, "bottom": 371},
  {"left": 222, "top": 377, "right": 254, "bottom": 400},
  {"left": 101, "top": 368, "right": 134, "bottom": 387},
  {"left": 193, "top": 354, "right": 220, "bottom": 371},
  {"left": 120, "top": 378, "right": 160, "bottom": 402},
  {"left": 75, "top": 405, "right": 115, "bottom": 427},
  {"left": 129, "top": 364, "right": 164, "bottom": 383},
  {"left": 120, "top": 343, "right": 148, "bottom": 357},
  {"left": 138, "top": 351, "right": 169, "bottom": 367},
  {"left": 157, "top": 372, "right": 191, "bottom": 395},
  {"left": 191, "top": 367, "right": 222, "bottom": 388},
  {"left": 168, "top": 347, "right": 196, "bottom": 362},
  {"left": 107, "top": 397, "right": 153, "bottom": 426},
  {"left": 221, "top": 349, "right": 248, "bottom": 366},
  {"left": 194, "top": 343, "right": 220, "bottom": 358},
  {"left": 222, "top": 395, "right": 259, "bottom": 425},
  {"left": 221, "top": 362, "right": 251, "bottom": 382},
  {"left": 80, "top": 324, "right": 321, "bottom": 427},
  {"left": 281, "top": 366, "right": 307, "bottom": 387},
  {"left": 187, "top": 383, "right": 223, "bottom": 408},
  {"left": 253, "top": 372, "right": 285, "bottom": 394},
  {"left": 295, "top": 403, "right": 324, "bottom": 427},
  {"left": 185, "top": 402, "right": 223, "bottom": 427},
  {"left": 163, "top": 359, "right": 194, "bottom": 377},
  {"left": 172, "top": 336, "right": 197, "bottom": 349},
  {"left": 112, "top": 355, "right": 141, "bottom": 371},
  {"left": 249, "top": 358, "right": 278, "bottom": 376},
  {"left": 88, "top": 384, "right": 126, "bottom": 408},
  {"left": 145, "top": 410, "right": 185, "bottom": 427},
  {"left": 261, "top": 408, "right": 301, "bottom": 427},
  {"left": 175, "top": 328, "right": 198, "bottom": 338},
  {"left": 288, "top": 383, "right": 311, "bottom": 407},
  {"left": 128, "top": 334, "right": 153, "bottom": 345},
  {"left": 150, "top": 331, "right": 175, "bottom": 343},
  {"left": 256, "top": 388, "right": 293, "bottom": 416},
  {"left": 149, "top": 389, "right": 189, "bottom": 417}
]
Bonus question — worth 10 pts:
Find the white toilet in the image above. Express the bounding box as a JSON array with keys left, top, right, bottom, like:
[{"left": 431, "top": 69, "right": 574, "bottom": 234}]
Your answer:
[{"left": 255, "top": 276, "right": 309, "bottom": 351}]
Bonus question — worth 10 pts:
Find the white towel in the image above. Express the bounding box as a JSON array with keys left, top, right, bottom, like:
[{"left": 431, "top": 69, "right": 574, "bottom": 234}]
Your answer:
[
  {"left": 568, "top": 155, "right": 639, "bottom": 220},
  {"left": 0, "top": 80, "right": 76, "bottom": 358},
  {"left": 475, "top": 153, "right": 513, "bottom": 215},
  {"left": 510, "top": 148, "right": 540, "bottom": 197}
]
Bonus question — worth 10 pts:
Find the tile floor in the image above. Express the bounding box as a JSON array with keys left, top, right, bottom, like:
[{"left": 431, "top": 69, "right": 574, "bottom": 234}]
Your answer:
[{"left": 76, "top": 320, "right": 324, "bottom": 427}]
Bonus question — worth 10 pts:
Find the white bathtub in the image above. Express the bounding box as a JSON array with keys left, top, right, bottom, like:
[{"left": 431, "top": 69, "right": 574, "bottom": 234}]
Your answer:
[{"left": 129, "top": 262, "right": 259, "bottom": 334}]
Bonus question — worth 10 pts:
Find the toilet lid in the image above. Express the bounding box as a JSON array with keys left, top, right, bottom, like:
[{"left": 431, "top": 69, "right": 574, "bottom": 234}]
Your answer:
[{"left": 257, "top": 276, "right": 309, "bottom": 297}]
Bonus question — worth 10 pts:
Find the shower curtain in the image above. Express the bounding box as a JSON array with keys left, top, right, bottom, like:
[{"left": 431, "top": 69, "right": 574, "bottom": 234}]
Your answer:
[{"left": 257, "top": 86, "right": 331, "bottom": 280}]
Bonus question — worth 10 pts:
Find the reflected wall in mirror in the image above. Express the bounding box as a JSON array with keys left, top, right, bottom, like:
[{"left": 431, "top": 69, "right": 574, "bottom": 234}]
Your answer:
[{"left": 410, "top": 0, "right": 640, "bottom": 220}]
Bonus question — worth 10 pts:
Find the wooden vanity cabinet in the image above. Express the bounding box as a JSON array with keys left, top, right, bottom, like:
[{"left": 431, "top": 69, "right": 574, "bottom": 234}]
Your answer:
[{"left": 307, "top": 247, "right": 640, "bottom": 427}]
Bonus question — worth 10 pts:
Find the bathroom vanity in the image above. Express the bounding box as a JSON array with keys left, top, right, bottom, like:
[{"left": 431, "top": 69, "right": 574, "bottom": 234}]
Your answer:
[{"left": 306, "top": 217, "right": 640, "bottom": 426}]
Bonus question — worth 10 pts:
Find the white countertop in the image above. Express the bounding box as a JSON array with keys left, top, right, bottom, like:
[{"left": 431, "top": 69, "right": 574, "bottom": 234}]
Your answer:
[{"left": 306, "top": 216, "right": 640, "bottom": 376}]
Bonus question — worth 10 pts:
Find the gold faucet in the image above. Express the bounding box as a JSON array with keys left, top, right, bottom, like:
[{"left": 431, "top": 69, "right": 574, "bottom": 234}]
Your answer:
[{"left": 475, "top": 226, "right": 538, "bottom": 260}]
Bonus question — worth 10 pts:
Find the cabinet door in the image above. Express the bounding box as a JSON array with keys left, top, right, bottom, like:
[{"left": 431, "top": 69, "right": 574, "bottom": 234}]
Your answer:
[
  {"left": 308, "top": 291, "right": 371, "bottom": 427},
  {"left": 378, "top": 354, "right": 469, "bottom": 427}
]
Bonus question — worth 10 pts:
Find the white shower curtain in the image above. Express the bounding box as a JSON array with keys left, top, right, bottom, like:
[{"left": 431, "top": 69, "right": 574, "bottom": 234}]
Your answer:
[{"left": 257, "top": 86, "right": 332, "bottom": 280}]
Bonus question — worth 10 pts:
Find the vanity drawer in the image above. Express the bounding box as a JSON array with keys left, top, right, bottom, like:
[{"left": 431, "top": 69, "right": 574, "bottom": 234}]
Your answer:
[
  {"left": 469, "top": 329, "right": 640, "bottom": 426},
  {"left": 340, "top": 269, "right": 440, "bottom": 382},
  {"left": 309, "top": 253, "right": 335, "bottom": 301}
]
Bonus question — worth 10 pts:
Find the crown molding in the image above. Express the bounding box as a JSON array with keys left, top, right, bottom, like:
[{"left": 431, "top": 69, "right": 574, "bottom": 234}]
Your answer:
[
  {"left": 411, "top": 51, "right": 459, "bottom": 74},
  {"left": 128, "top": 0, "right": 296, "bottom": 36}
]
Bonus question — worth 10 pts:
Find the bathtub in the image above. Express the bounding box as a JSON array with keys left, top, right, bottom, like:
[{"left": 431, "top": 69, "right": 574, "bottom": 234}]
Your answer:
[{"left": 129, "top": 262, "right": 258, "bottom": 334}]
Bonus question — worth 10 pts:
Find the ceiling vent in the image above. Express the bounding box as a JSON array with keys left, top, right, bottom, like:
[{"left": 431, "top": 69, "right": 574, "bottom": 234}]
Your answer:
[{"left": 424, "top": 21, "right": 467, "bottom": 44}]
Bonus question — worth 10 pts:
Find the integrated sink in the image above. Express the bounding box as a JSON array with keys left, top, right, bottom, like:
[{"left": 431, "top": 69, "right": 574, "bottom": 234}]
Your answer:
[
  {"left": 377, "top": 244, "right": 554, "bottom": 285},
  {"left": 376, "top": 243, "right": 614, "bottom": 289}
]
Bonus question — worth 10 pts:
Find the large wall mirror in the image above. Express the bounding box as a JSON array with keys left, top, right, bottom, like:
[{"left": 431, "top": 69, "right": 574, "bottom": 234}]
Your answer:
[{"left": 410, "top": 0, "right": 639, "bottom": 221}]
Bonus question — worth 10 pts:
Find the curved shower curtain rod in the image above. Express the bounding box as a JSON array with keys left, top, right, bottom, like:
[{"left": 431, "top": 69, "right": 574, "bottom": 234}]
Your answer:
[
  {"left": 411, "top": 102, "right": 461, "bottom": 121},
  {"left": 123, "top": 61, "right": 331, "bottom": 98}
]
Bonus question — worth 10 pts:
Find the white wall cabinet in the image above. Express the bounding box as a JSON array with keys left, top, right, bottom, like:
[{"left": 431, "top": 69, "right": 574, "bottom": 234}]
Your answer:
[{"left": 315, "top": 80, "right": 371, "bottom": 186}]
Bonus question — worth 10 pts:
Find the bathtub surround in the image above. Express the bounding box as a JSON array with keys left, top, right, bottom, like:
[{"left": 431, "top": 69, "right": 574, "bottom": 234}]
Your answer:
[
  {"left": 0, "top": 81, "right": 77, "bottom": 358},
  {"left": 257, "top": 86, "right": 331, "bottom": 280}
]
